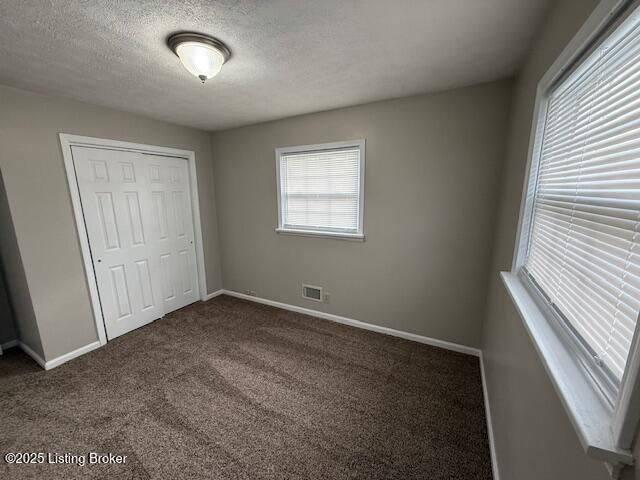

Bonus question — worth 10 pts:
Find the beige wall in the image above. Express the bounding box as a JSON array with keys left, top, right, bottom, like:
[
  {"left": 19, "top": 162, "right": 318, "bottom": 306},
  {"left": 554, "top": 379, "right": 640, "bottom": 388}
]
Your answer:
[
  {"left": 0, "top": 84, "right": 223, "bottom": 361},
  {"left": 481, "top": 0, "right": 640, "bottom": 478},
  {"left": 211, "top": 80, "right": 513, "bottom": 348}
]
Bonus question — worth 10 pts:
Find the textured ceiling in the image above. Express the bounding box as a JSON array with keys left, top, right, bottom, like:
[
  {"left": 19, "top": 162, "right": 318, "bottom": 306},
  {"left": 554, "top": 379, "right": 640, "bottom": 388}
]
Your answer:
[{"left": 0, "top": 0, "right": 550, "bottom": 130}]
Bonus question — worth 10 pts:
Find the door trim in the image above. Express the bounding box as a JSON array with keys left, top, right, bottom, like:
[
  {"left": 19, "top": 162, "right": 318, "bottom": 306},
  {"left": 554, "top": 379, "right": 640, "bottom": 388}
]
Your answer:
[{"left": 59, "top": 133, "right": 209, "bottom": 346}]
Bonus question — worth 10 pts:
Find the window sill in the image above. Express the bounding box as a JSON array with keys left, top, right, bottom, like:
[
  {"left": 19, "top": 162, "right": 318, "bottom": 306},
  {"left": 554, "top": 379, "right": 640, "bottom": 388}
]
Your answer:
[
  {"left": 275, "top": 228, "right": 365, "bottom": 241},
  {"left": 500, "top": 272, "right": 633, "bottom": 475}
]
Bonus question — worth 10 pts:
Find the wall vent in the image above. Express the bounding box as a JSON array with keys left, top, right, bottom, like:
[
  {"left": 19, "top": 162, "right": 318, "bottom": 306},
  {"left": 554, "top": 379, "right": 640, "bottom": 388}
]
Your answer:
[{"left": 302, "top": 284, "right": 323, "bottom": 302}]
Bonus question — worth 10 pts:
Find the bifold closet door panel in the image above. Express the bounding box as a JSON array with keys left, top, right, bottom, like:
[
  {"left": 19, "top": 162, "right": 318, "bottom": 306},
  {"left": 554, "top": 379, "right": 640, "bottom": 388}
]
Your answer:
[
  {"left": 143, "top": 154, "right": 199, "bottom": 314},
  {"left": 72, "top": 146, "right": 164, "bottom": 339}
]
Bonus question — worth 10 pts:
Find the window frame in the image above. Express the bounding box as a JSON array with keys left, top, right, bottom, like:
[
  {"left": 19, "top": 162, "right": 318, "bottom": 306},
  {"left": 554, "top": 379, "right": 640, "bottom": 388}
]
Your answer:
[
  {"left": 509, "top": 0, "right": 640, "bottom": 475},
  {"left": 275, "top": 139, "right": 365, "bottom": 241}
]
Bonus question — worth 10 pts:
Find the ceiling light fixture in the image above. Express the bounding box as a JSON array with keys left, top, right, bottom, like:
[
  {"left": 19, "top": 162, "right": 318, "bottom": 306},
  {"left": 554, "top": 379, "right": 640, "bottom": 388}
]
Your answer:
[{"left": 167, "top": 32, "right": 231, "bottom": 84}]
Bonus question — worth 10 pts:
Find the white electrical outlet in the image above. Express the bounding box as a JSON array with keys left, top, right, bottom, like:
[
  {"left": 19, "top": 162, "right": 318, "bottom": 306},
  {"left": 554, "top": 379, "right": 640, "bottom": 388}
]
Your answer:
[
  {"left": 245, "top": 290, "right": 257, "bottom": 296},
  {"left": 323, "top": 292, "right": 330, "bottom": 303}
]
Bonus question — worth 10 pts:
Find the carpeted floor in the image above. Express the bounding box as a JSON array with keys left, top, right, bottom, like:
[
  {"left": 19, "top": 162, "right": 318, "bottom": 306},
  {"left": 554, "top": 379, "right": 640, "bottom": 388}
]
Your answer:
[{"left": 0, "top": 295, "right": 492, "bottom": 479}]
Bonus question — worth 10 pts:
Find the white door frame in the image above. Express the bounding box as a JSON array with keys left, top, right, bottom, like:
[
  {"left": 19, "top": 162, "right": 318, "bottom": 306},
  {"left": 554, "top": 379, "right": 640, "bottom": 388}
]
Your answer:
[{"left": 59, "top": 133, "right": 208, "bottom": 346}]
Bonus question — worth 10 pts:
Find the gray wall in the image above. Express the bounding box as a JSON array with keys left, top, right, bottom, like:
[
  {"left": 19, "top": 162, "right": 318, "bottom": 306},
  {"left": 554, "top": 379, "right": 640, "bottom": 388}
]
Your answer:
[
  {"left": 0, "top": 259, "right": 18, "bottom": 347},
  {"left": 0, "top": 84, "right": 223, "bottom": 361},
  {"left": 211, "top": 80, "right": 513, "bottom": 348},
  {"left": 481, "top": 0, "right": 640, "bottom": 478},
  {"left": 0, "top": 170, "right": 30, "bottom": 351}
]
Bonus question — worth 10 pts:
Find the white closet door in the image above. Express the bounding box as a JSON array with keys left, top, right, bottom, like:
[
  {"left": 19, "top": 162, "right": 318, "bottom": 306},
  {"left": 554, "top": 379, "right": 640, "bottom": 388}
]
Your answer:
[
  {"left": 144, "top": 154, "right": 199, "bottom": 313},
  {"left": 73, "top": 147, "right": 163, "bottom": 339}
]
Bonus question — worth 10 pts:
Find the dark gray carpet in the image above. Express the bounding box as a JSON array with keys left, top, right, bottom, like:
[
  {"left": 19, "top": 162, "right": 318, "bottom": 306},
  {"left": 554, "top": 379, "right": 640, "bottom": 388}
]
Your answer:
[{"left": 0, "top": 295, "right": 492, "bottom": 479}]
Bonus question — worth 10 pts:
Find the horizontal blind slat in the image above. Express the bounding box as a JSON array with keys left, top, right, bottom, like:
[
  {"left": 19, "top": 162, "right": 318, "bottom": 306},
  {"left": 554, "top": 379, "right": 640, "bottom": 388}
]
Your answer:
[
  {"left": 548, "top": 20, "right": 640, "bottom": 108},
  {"left": 529, "top": 228, "right": 640, "bottom": 312}
]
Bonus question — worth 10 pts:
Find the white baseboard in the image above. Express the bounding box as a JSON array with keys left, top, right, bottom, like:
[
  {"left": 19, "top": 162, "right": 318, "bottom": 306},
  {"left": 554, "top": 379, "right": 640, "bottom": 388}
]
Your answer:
[
  {"left": 1, "top": 339, "right": 18, "bottom": 351},
  {"left": 204, "top": 289, "right": 225, "bottom": 301},
  {"left": 44, "top": 341, "right": 101, "bottom": 370},
  {"left": 480, "top": 352, "right": 500, "bottom": 480},
  {"left": 219, "top": 289, "right": 480, "bottom": 357},
  {"left": 17, "top": 341, "right": 46, "bottom": 369},
  {"left": 15, "top": 340, "right": 101, "bottom": 370}
]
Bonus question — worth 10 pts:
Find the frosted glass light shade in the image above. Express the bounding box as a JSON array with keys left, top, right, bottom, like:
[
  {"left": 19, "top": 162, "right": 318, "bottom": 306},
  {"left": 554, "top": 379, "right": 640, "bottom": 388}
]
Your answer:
[
  {"left": 176, "top": 42, "right": 225, "bottom": 82},
  {"left": 168, "top": 33, "right": 231, "bottom": 84}
]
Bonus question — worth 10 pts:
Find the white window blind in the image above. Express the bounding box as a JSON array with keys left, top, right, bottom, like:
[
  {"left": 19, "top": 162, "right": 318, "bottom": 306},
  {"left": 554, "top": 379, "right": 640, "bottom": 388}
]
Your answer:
[
  {"left": 524, "top": 13, "right": 640, "bottom": 383},
  {"left": 277, "top": 143, "right": 363, "bottom": 236}
]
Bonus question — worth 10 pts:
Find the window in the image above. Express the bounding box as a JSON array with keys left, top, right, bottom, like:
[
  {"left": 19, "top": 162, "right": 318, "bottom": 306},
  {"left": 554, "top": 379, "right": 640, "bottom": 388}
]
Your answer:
[
  {"left": 509, "top": 0, "right": 640, "bottom": 472},
  {"left": 275, "top": 140, "right": 365, "bottom": 239},
  {"left": 522, "top": 3, "right": 640, "bottom": 396}
]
